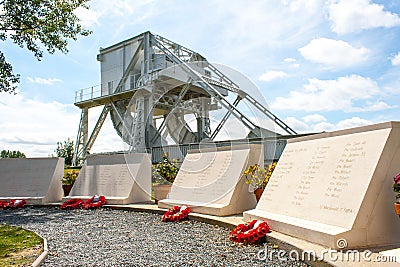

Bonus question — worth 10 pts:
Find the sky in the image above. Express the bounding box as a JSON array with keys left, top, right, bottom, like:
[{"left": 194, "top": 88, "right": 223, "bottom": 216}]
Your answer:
[{"left": 1, "top": 0, "right": 400, "bottom": 157}]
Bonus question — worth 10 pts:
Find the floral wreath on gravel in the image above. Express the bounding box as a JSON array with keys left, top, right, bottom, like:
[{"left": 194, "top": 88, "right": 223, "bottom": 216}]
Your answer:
[
  {"left": 60, "top": 198, "right": 84, "bottom": 210},
  {"left": 162, "top": 205, "right": 190, "bottom": 222},
  {"left": 83, "top": 195, "right": 106, "bottom": 209},
  {"left": 229, "top": 219, "right": 271, "bottom": 244},
  {"left": 0, "top": 199, "right": 26, "bottom": 210}
]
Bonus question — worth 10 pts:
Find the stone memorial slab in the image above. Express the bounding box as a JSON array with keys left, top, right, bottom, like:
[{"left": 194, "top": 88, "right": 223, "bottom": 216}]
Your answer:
[
  {"left": 66, "top": 153, "right": 151, "bottom": 204},
  {"left": 244, "top": 122, "right": 400, "bottom": 249},
  {"left": 0, "top": 157, "right": 64, "bottom": 204},
  {"left": 158, "top": 144, "right": 263, "bottom": 216}
]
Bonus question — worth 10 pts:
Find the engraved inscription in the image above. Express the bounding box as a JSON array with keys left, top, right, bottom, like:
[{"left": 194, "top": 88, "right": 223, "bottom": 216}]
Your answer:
[{"left": 169, "top": 149, "right": 250, "bottom": 203}]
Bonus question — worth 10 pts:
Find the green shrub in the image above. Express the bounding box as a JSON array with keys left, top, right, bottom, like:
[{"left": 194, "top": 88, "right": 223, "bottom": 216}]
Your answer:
[
  {"left": 152, "top": 154, "right": 179, "bottom": 184},
  {"left": 62, "top": 169, "right": 80, "bottom": 185}
]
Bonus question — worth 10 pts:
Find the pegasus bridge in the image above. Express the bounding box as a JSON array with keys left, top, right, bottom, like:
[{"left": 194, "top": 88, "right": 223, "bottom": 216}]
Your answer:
[{"left": 71, "top": 31, "right": 300, "bottom": 166}]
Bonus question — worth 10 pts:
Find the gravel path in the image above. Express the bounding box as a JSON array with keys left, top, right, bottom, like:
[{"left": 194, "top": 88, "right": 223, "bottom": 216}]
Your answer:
[{"left": 0, "top": 207, "right": 311, "bottom": 267}]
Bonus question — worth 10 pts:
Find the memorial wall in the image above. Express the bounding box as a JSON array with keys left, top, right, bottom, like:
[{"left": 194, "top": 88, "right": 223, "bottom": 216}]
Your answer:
[
  {"left": 0, "top": 157, "right": 64, "bottom": 204},
  {"left": 67, "top": 153, "right": 151, "bottom": 204},
  {"left": 159, "top": 144, "right": 263, "bottom": 216},
  {"left": 245, "top": 122, "right": 400, "bottom": 249}
]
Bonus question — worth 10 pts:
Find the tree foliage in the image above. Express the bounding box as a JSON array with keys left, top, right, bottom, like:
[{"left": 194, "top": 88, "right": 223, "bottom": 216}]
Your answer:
[
  {"left": 0, "top": 149, "right": 26, "bottom": 158},
  {"left": 0, "top": 0, "right": 92, "bottom": 93},
  {"left": 55, "top": 138, "right": 74, "bottom": 166},
  {"left": 0, "top": 52, "right": 19, "bottom": 94}
]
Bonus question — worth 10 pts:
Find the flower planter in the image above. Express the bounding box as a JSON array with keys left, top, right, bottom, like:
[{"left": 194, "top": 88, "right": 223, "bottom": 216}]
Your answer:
[
  {"left": 254, "top": 188, "right": 264, "bottom": 202},
  {"left": 153, "top": 184, "right": 172, "bottom": 204},
  {"left": 62, "top": 184, "right": 73, "bottom": 196},
  {"left": 395, "top": 203, "right": 400, "bottom": 216}
]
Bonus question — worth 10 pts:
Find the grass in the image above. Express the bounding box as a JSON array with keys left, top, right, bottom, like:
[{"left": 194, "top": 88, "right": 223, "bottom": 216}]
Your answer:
[{"left": 0, "top": 224, "right": 43, "bottom": 267}]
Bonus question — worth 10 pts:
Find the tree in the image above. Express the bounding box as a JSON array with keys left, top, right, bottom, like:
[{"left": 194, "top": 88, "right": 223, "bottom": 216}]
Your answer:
[
  {"left": 1, "top": 149, "right": 26, "bottom": 158},
  {"left": 0, "top": 0, "right": 92, "bottom": 94},
  {"left": 55, "top": 138, "right": 74, "bottom": 166}
]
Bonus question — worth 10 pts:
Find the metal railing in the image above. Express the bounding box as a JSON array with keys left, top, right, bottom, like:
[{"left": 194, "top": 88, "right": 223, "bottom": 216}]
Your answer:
[
  {"left": 74, "top": 73, "right": 142, "bottom": 103},
  {"left": 74, "top": 58, "right": 234, "bottom": 104},
  {"left": 74, "top": 84, "right": 102, "bottom": 103},
  {"left": 151, "top": 139, "right": 287, "bottom": 164},
  {"left": 73, "top": 56, "right": 173, "bottom": 104},
  {"left": 86, "top": 139, "right": 287, "bottom": 166}
]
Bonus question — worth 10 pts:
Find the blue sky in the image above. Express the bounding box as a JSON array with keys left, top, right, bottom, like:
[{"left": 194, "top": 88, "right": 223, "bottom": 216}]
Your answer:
[{"left": 1, "top": 0, "right": 400, "bottom": 157}]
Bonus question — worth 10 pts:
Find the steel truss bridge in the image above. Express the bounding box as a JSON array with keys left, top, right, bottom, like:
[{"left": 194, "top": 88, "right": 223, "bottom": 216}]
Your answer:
[{"left": 72, "top": 31, "right": 297, "bottom": 166}]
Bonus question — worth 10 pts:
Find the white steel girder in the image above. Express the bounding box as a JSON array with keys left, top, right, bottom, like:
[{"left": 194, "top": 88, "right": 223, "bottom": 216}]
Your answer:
[{"left": 72, "top": 31, "right": 297, "bottom": 166}]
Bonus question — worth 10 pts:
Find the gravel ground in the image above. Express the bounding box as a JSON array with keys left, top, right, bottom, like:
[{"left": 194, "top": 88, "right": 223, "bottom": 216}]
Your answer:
[{"left": 0, "top": 207, "right": 312, "bottom": 267}]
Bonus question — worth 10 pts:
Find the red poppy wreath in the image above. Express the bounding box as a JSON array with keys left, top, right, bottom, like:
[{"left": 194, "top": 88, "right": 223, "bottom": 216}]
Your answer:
[
  {"left": 83, "top": 195, "right": 106, "bottom": 209},
  {"left": 1, "top": 199, "right": 26, "bottom": 209},
  {"left": 162, "top": 205, "right": 190, "bottom": 222},
  {"left": 229, "top": 220, "right": 271, "bottom": 243},
  {"left": 60, "top": 198, "right": 84, "bottom": 210},
  {"left": 0, "top": 200, "right": 7, "bottom": 209}
]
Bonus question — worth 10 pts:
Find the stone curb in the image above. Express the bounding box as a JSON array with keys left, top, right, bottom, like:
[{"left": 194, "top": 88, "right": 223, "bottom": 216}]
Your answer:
[{"left": 31, "top": 233, "right": 48, "bottom": 267}]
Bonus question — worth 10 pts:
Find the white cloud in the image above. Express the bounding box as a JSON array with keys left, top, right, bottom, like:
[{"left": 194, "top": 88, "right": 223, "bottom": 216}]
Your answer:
[
  {"left": 282, "top": 116, "right": 333, "bottom": 133},
  {"left": 0, "top": 93, "right": 123, "bottom": 157},
  {"left": 271, "top": 75, "right": 386, "bottom": 112},
  {"left": 284, "top": 58, "right": 297, "bottom": 62},
  {"left": 299, "top": 38, "right": 369, "bottom": 68},
  {"left": 90, "top": 0, "right": 157, "bottom": 21},
  {"left": 200, "top": 0, "right": 326, "bottom": 67},
  {"left": 283, "top": 58, "right": 300, "bottom": 68},
  {"left": 391, "top": 52, "right": 400, "bottom": 66},
  {"left": 328, "top": 0, "right": 400, "bottom": 34},
  {"left": 350, "top": 101, "right": 394, "bottom": 112},
  {"left": 0, "top": 93, "right": 78, "bottom": 157},
  {"left": 74, "top": 6, "right": 100, "bottom": 27},
  {"left": 312, "top": 121, "right": 335, "bottom": 132},
  {"left": 283, "top": 0, "right": 322, "bottom": 12},
  {"left": 302, "top": 114, "right": 326, "bottom": 123},
  {"left": 27, "top": 77, "right": 62, "bottom": 85},
  {"left": 79, "top": 0, "right": 160, "bottom": 43},
  {"left": 283, "top": 117, "right": 309, "bottom": 132},
  {"left": 283, "top": 116, "right": 372, "bottom": 133},
  {"left": 259, "top": 70, "right": 288, "bottom": 81},
  {"left": 335, "top": 116, "right": 372, "bottom": 129}
]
